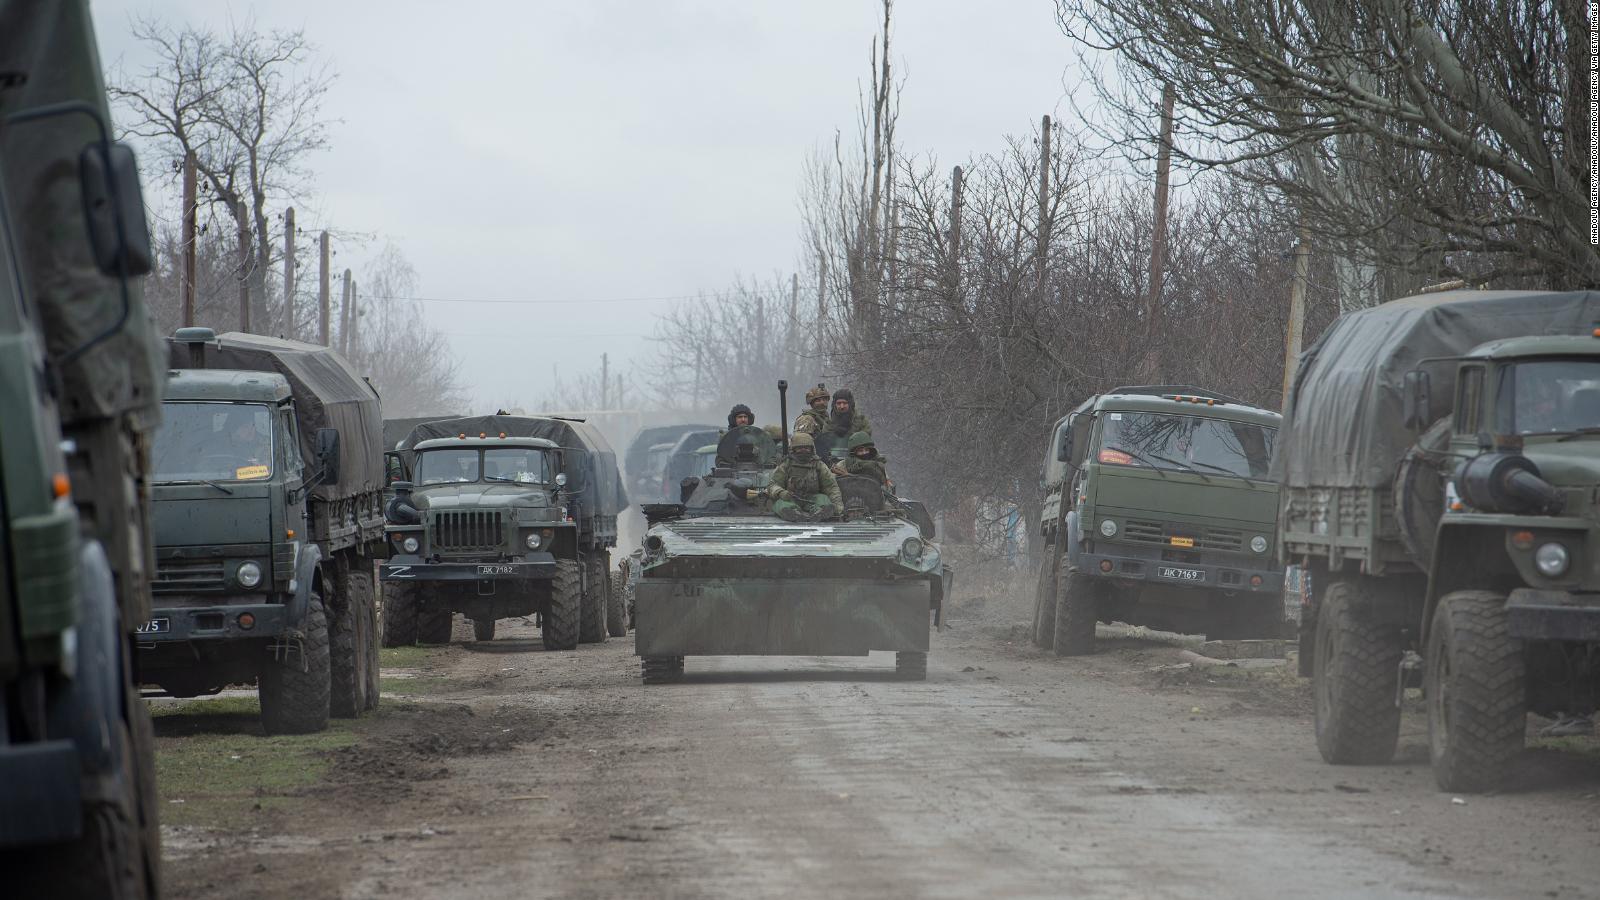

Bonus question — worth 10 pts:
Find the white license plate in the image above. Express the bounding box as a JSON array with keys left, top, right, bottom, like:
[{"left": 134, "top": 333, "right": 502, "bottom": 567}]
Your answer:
[
  {"left": 477, "top": 564, "right": 516, "bottom": 576},
  {"left": 136, "top": 618, "right": 170, "bottom": 634},
  {"left": 1158, "top": 566, "right": 1204, "bottom": 582}
]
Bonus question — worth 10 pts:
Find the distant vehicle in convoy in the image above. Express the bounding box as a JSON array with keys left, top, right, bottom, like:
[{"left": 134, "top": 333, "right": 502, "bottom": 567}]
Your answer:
[
  {"left": 0, "top": 1, "right": 164, "bottom": 893},
  {"left": 633, "top": 383, "right": 949, "bottom": 682},
  {"left": 659, "top": 428, "right": 722, "bottom": 501},
  {"left": 1034, "top": 386, "right": 1284, "bottom": 655},
  {"left": 1279, "top": 289, "right": 1600, "bottom": 793},
  {"left": 381, "top": 415, "right": 629, "bottom": 648},
  {"left": 624, "top": 422, "right": 717, "bottom": 501},
  {"left": 141, "top": 330, "right": 386, "bottom": 734}
]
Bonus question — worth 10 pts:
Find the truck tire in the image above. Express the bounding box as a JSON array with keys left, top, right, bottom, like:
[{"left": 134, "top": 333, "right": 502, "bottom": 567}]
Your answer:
[
  {"left": 1033, "top": 547, "right": 1059, "bottom": 650},
  {"left": 641, "top": 655, "right": 684, "bottom": 684},
  {"left": 260, "top": 590, "right": 331, "bottom": 735},
  {"left": 580, "top": 555, "right": 608, "bottom": 643},
  {"left": 1426, "top": 591, "right": 1525, "bottom": 793},
  {"left": 380, "top": 581, "right": 420, "bottom": 647},
  {"left": 473, "top": 617, "right": 497, "bottom": 642},
  {"left": 607, "top": 570, "right": 629, "bottom": 637},
  {"left": 330, "top": 570, "right": 376, "bottom": 718},
  {"left": 1312, "top": 581, "right": 1402, "bottom": 764},
  {"left": 1053, "top": 570, "right": 1099, "bottom": 656},
  {"left": 895, "top": 650, "right": 928, "bottom": 680},
  {"left": 417, "top": 604, "right": 453, "bottom": 645},
  {"left": 543, "top": 560, "right": 582, "bottom": 651}
]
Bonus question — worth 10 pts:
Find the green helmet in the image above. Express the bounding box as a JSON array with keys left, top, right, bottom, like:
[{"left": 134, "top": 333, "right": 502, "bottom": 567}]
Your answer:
[{"left": 847, "top": 431, "right": 875, "bottom": 451}]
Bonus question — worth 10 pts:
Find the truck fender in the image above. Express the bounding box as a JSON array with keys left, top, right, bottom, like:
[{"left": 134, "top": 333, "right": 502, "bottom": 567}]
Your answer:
[
  {"left": 1063, "top": 510, "right": 1083, "bottom": 570},
  {"left": 288, "top": 542, "right": 325, "bottom": 626},
  {"left": 46, "top": 540, "right": 125, "bottom": 777}
]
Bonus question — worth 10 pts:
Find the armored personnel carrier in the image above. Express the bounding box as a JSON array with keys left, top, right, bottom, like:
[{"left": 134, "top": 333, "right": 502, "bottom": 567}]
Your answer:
[{"left": 633, "top": 384, "right": 949, "bottom": 682}]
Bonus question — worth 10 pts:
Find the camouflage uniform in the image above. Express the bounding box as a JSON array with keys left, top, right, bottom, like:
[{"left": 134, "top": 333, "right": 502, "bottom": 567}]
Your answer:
[
  {"left": 793, "top": 384, "right": 831, "bottom": 435},
  {"left": 833, "top": 431, "right": 890, "bottom": 486},
  {"left": 765, "top": 434, "right": 843, "bottom": 521}
]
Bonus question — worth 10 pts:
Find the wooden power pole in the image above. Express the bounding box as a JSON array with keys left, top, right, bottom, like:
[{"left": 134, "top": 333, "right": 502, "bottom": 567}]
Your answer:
[
  {"left": 1281, "top": 229, "right": 1312, "bottom": 409},
  {"left": 180, "top": 151, "right": 197, "bottom": 327},
  {"left": 339, "top": 269, "right": 352, "bottom": 354},
  {"left": 281, "top": 206, "right": 295, "bottom": 338},
  {"left": 236, "top": 200, "right": 251, "bottom": 332},
  {"left": 1036, "top": 116, "right": 1051, "bottom": 295},
  {"left": 318, "top": 231, "right": 331, "bottom": 346},
  {"left": 601, "top": 352, "right": 610, "bottom": 409},
  {"left": 1140, "top": 84, "right": 1178, "bottom": 380},
  {"left": 948, "top": 165, "right": 964, "bottom": 300},
  {"left": 349, "top": 277, "right": 359, "bottom": 355}
]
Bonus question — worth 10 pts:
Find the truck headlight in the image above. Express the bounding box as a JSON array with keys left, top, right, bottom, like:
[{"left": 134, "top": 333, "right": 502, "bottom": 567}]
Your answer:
[
  {"left": 402, "top": 536, "right": 420, "bottom": 553},
  {"left": 1535, "top": 542, "right": 1570, "bottom": 577},
  {"left": 1099, "top": 519, "right": 1118, "bottom": 537},
  {"left": 1250, "top": 535, "right": 1269, "bottom": 554},
  {"left": 524, "top": 532, "right": 542, "bottom": 550},
  {"left": 236, "top": 561, "right": 263, "bottom": 588}
]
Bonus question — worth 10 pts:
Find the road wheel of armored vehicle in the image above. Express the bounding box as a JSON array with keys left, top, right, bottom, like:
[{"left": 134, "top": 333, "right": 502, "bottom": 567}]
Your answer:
[
  {"left": 473, "top": 617, "right": 497, "bottom": 642},
  {"left": 580, "top": 554, "right": 609, "bottom": 643},
  {"left": 380, "top": 581, "right": 420, "bottom": 647},
  {"left": 895, "top": 651, "right": 928, "bottom": 680},
  {"left": 543, "top": 559, "right": 582, "bottom": 651},
  {"left": 642, "top": 655, "right": 685, "bottom": 684},
  {"left": 331, "top": 570, "right": 378, "bottom": 718},
  {"left": 1312, "top": 581, "right": 1402, "bottom": 765},
  {"left": 417, "top": 604, "right": 454, "bottom": 645},
  {"left": 1032, "top": 546, "right": 1059, "bottom": 650},
  {"left": 1426, "top": 591, "right": 1526, "bottom": 793},
  {"left": 260, "top": 590, "right": 332, "bottom": 735},
  {"left": 607, "top": 570, "right": 629, "bottom": 637},
  {"left": 1053, "top": 570, "right": 1099, "bottom": 656}
]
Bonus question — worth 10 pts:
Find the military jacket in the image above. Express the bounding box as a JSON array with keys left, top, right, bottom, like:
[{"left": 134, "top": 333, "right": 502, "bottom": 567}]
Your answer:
[
  {"left": 793, "top": 407, "right": 829, "bottom": 435},
  {"left": 827, "top": 412, "right": 872, "bottom": 438},
  {"left": 766, "top": 456, "right": 844, "bottom": 508},
  {"left": 837, "top": 455, "right": 890, "bottom": 486}
]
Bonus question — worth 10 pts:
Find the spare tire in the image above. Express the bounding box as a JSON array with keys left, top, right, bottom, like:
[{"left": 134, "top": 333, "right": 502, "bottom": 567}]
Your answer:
[{"left": 1393, "top": 416, "right": 1452, "bottom": 567}]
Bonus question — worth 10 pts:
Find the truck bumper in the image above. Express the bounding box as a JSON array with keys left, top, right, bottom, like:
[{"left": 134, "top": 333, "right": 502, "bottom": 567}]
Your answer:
[
  {"left": 634, "top": 577, "right": 934, "bottom": 656},
  {"left": 137, "top": 602, "right": 290, "bottom": 643},
  {"left": 1506, "top": 589, "right": 1600, "bottom": 642},
  {"left": 380, "top": 553, "right": 556, "bottom": 583},
  {"left": 0, "top": 740, "right": 81, "bottom": 846},
  {"left": 1080, "top": 548, "right": 1282, "bottom": 594}
]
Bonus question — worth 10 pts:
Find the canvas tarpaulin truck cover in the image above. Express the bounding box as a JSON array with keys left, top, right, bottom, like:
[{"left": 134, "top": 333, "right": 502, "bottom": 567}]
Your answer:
[
  {"left": 167, "top": 332, "right": 384, "bottom": 502},
  {"left": 1274, "top": 290, "right": 1600, "bottom": 489},
  {"left": 398, "top": 415, "right": 628, "bottom": 518}
]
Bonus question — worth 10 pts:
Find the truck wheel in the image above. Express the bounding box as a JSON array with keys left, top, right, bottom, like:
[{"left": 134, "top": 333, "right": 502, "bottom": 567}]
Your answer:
[
  {"left": 1426, "top": 591, "right": 1525, "bottom": 793},
  {"left": 330, "top": 570, "right": 376, "bottom": 718},
  {"left": 1053, "top": 570, "right": 1099, "bottom": 656},
  {"left": 417, "top": 604, "right": 453, "bottom": 645},
  {"left": 260, "top": 590, "right": 332, "bottom": 735},
  {"left": 1033, "top": 547, "right": 1059, "bottom": 650},
  {"left": 606, "top": 570, "right": 629, "bottom": 637},
  {"left": 641, "top": 655, "right": 684, "bottom": 684},
  {"left": 1312, "top": 581, "right": 1402, "bottom": 764},
  {"left": 473, "top": 617, "right": 497, "bottom": 642},
  {"left": 895, "top": 651, "right": 928, "bottom": 680},
  {"left": 543, "top": 560, "right": 582, "bottom": 651},
  {"left": 380, "top": 581, "right": 420, "bottom": 647},
  {"left": 579, "top": 555, "right": 608, "bottom": 643}
]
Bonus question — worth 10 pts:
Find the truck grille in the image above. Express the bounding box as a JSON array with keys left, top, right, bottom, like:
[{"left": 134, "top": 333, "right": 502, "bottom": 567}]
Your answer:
[
  {"left": 433, "top": 510, "right": 504, "bottom": 551},
  {"left": 1121, "top": 519, "right": 1244, "bottom": 553},
  {"left": 153, "top": 559, "right": 226, "bottom": 593}
]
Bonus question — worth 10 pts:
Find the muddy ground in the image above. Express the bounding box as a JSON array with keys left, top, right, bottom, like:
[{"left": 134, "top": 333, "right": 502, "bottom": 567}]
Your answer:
[{"left": 153, "top": 578, "right": 1600, "bottom": 899}]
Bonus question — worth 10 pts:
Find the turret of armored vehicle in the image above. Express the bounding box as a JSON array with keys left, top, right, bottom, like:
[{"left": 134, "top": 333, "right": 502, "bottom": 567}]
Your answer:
[
  {"left": 381, "top": 414, "right": 629, "bottom": 648},
  {"left": 1034, "top": 386, "right": 1283, "bottom": 655},
  {"left": 1279, "top": 289, "right": 1600, "bottom": 793},
  {"left": 0, "top": 1, "right": 165, "bottom": 892},
  {"left": 142, "top": 329, "right": 386, "bottom": 734},
  {"left": 633, "top": 383, "right": 948, "bottom": 682}
]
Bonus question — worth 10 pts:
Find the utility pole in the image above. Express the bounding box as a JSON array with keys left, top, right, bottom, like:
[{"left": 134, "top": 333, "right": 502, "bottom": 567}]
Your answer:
[
  {"left": 339, "top": 269, "right": 352, "bottom": 353},
  {"left": 600, "top": 352, "right": 609, "bottom": 409},
  {"left": 1140, "top": 84, "right": 1177, "bottom": 380},
  {"left": 948, "top": 165, "right": 964, "bottom": 300},
  {"left": 236, "top": 200, "right": 251, "bottom": 332},
  {"left": 815, "top": 251, "right": 827, "bottom": 362},
  {"left": 1281, "top": 229, "right": 1312, "bottom": 409},
  {"left": 1036, "top": 116, "right": 1051, "bottom": 295},
  {"left": 349, "top": 277, "right": 359, "bottom": 355},
  {"left": 281, "top": 206, "right": 295, "bottom": 338},
  {"left": 318, "top": 232, "right": 331, "bottom": 346},
  {"left": 180, "top": 151, "right": 197, "bottom": 327}
]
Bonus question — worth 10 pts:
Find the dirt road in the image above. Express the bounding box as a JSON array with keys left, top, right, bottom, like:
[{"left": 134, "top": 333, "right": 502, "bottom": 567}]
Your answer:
[{"left": 157, "top": 600, "right": 1600, "bottom": 900}]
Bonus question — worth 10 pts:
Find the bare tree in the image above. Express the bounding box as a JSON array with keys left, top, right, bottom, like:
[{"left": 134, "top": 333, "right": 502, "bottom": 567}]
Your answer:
[{"left": 349, "top": 243, "right": 467, "bottom": 417}]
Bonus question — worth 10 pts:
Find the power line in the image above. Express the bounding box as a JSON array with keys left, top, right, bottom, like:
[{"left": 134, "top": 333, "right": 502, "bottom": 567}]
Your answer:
[{"left": 368, "top": 289, "right": 789, "bottom": 306}]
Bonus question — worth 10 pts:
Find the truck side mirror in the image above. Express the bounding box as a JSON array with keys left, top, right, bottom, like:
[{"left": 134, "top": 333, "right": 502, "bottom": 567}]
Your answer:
[
  {"left": 1056, "top": 433, "right": 1073, "bottom": 462},
  {"left": 384, "top": 450, "right": 404, "bottom": 486},
  {"left": 79, "top": 141, "right": 153, "bottom": 277},
  {"left": 1402, "top": 370, "right": 1432, "bottom": 430},
  {"left": 316, "top": 428, "right": 341, "bottom": 485}
]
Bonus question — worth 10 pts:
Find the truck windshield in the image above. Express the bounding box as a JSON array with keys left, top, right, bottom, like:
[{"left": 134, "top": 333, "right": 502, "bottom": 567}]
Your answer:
[
  {"left": 1096, "top": 411, "right": 1276, "bottom": 478},
  {"left": 416, "top": 448, "right": 480, "bottom": 484},
  {"left": 1496, "top": 359, "right": 1600, "bottom": 435},
  {"left": 483, "top": 448, "right": 551, "bottom": 483},
  {"left": 153, "top": 402, "right": 275, "bottom": 482},
  {"left": 415, "top": 447, "right": 552, "bottom": 484}
]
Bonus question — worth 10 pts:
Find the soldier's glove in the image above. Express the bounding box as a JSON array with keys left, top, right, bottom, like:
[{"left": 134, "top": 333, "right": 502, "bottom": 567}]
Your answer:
[{"left": 775, "top": 488, "right": 793, "bottom": 501}]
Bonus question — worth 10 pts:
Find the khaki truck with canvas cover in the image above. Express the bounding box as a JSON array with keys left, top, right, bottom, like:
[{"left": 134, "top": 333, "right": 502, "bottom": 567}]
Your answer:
[
  {"left": 0, "top": 1, "right": 164, "bottom": 893},
  {"left": 1279, "top": 289, "right": 1600, "bottom": 792},
  {"left": 381, "top": 415, "right": 628, "bottom": 648},
  {"left": 141, "top": 329, "right": 386, "bottom": 735},
  {"left": 1033, "top": 387, "right": 1283, "bottom": 655}
]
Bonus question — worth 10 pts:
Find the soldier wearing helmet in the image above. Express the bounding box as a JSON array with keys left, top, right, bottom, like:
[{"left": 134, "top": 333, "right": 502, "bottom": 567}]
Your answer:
[
  {"left": 793, "top": 383, "right": 831, "bottom": 435},
  {"left": 832, "top": 431, "right": 891, "bottom": 488},
  {"left": 755, "top": 432, "right": 843, "bottom": 522}
]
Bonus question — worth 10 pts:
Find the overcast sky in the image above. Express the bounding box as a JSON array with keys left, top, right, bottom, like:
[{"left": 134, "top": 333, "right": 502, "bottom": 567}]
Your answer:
[{"left": 92, "top": 1, "right": 1079, "bottom": 411}]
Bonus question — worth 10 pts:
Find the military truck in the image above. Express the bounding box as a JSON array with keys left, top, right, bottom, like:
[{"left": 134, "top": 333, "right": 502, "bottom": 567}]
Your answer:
[
  {"left": 1033, "top": 386, "right": 1283, "bottom": 656},
  {"left": 624, "top": 422, "right": 716, "bottom": 500},
  {"left": 139, "top": 330, "right": 385, "bottom": 734},
  {"left": 633, "top": 383, "right": 948, "bottom": 682},
  {"left": 0, "top": 1, "right": 165, "bottom": 893},
  {"left": 381, "top": 415, "right": 628, "bottom": 648},
  {"left": 1279, "top": 289, "right": 1600, "bottom": 793}
]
